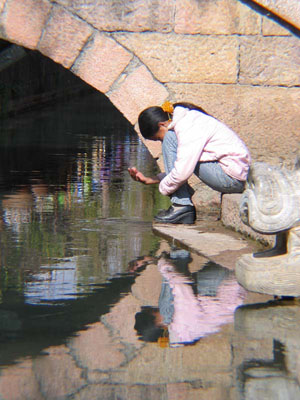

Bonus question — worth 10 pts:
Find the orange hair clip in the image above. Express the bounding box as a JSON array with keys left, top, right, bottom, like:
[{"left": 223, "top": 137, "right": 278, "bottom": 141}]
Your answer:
[{"left": 161, "top": 101, "right": 174, "bottom": 115}]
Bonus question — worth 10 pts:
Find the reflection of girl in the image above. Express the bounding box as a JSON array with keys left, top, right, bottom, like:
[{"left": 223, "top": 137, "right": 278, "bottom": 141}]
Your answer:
[
  {"left": 135, "top": 251, "right": 245, "bottom": 347},
  {"left": 159, "top": 256, "right": 245, "bottom": 346},
  {"left": 129, "top": 102, "right": 251, "bottom": 224}
]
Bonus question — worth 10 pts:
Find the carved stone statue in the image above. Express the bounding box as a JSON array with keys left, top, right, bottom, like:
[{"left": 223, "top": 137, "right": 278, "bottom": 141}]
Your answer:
[{"left": 235, "top": 161, "right": 300, "bottom": 297}]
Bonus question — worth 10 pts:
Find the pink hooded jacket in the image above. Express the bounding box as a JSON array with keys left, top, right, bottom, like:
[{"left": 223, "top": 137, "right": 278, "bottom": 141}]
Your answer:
[
  {"left": 158, "top": 259, "right": 245, "bottom": 345},
  {"left": 159, "top": 106, "right": 251, "bottom": 196}
]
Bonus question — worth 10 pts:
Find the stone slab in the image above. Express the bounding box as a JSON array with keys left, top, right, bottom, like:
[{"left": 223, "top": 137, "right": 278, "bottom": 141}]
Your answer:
[
  {"left": 38, "top": 6, "right": 93, "bottom": 68},
  {"left": 1, "top": 0, "right": 51, "bottom": 49},
  {"left": 114, "top": 33, "right": 238, "bottom": 84},
  {"left": 55, "top": 0, "right": 174, "bottom": 33},
  {"left": 152, "top": 223, "right": 253, "bottom": 270},
  {"left": 175, "top": 0, "right": 261, "bottom": 35},
  {"left": 72, "top": 32, "right": 132, "bottom": 93}
]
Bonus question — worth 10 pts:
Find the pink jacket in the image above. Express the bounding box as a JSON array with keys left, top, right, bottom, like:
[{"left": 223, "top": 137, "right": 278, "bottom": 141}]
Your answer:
[
  {"left": 159, "top": 106, "right": 251, "bottom": 196},
  {"left": 158, "top": 259, "right": 245, "bottom": 345}
]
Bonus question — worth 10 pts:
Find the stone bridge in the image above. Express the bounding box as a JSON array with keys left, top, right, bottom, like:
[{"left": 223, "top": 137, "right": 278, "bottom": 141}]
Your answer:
[{"left": 0, "top": 0, "right": 300, "bottom": 205}]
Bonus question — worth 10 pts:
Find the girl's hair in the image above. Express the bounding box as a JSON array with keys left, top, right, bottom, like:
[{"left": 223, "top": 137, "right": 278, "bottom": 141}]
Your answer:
[
  {"left": 134, "top": 307, "right": 164, "bottom": 342},
  {"left": 138, "top": 106, "right": 169, "bottom": 139},
  {"left": 138, "top": 102, "right": 208, "bottom": 139},
  {"left": 173, "top": 102, "right": 208, "bottom": 115}
]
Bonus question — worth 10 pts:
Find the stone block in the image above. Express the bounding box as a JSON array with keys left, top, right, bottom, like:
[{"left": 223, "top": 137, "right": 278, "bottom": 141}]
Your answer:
[
  {"left": 166, "top": 383, "right": 228, "bottom": 400},
  {"left": 33, "top": 345, "right": 86, "bottom": 399},
  {"left": 113, "top": 332, "right": 232, "bottom": 385},
  {"left": 69, "top": 321, "right": 126, "bottom": 370},
  {"left": 38, "top": 6, "right": 92, "bottom": 68},
  {"left": 131, "top": 264, "right": 162, "bottom": 306},
  {"left": 108, "top": 65, "right": 168, "bottom": 125},
  {"left": 254, "top": 0, "right": 300, "bottom": 30},
  {"left": 166, "top": 83, "right": 300, "bottom": 169},
  {"left": 175, "top": 0, "right": 260, "bottom": 35},
  {"left": 102, "top": 293, "right": 143, "bottom": 348},
  {"left": 72, "top": 32, "right": 132, "bottom": 93},
  {"left": 0, "top": 359, "right": 43, "bottom": 400},
  {"left": 239, "top": 36, "right": 300, "bottom": 86},
  {"left": 262, "top": 16, "right": 291, "bottom": 36},
  {"left": 1, "top": 0, "right": 51, "bottom": 49},
  {"left": 115, "top": 33, "right": 238, "bottom": 84},
  {"left": 55, "top": 0, "right": 174, "bottom": 32},
  {"left": 71, "top": 383, "right": 166, "bottom": 400}
]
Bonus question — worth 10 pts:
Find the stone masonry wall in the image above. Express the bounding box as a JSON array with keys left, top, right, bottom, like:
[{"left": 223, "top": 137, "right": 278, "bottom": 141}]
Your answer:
[{"left": 0, "top": 0, "right": 299, "bottom": 207}]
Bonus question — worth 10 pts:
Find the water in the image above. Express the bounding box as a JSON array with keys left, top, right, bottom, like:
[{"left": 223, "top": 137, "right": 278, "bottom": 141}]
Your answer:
[{"left": 0, "top": 91, "right": 300, "bottom": 400}]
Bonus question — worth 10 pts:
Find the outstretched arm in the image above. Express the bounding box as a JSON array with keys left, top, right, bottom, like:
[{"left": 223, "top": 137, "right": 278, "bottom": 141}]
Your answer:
[{"left": 128, "top": 167, "right": 161, "bottom": 185}]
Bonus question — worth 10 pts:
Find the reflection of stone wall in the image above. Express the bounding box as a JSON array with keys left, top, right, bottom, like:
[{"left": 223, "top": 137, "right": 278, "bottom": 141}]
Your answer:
[{"left": 0, "top": 0, "right": 299, "bottom": 205}]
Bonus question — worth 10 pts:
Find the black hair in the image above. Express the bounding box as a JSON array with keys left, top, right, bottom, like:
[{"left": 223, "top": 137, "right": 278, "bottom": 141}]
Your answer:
[
  {"left": 134, "top": 306, "right": 165, "bottom": 342},
  {"left": 138, "top": 106, "right": 169, "bottom": 139},
  {"left": 138, "top": 102, "right": 209, "bottom": 139},
  {"left": 173, "top": 102, "right": 208, "bottom": 115}
]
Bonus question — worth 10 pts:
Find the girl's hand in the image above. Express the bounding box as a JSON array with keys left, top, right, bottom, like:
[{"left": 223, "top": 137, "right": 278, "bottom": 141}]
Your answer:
[{"left": 128, "top": 167, "right": 149, "bottom": 184}]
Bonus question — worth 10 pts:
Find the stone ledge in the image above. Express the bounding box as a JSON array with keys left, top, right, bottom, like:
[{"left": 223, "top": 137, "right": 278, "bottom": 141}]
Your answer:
[{"left": 221, "top": 193, "right": 275, "bottom": 246}]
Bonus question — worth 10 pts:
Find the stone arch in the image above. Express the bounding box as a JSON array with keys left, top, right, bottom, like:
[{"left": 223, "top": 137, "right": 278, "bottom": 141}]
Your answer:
[
  {"left": 0, "top": 0, "right": 169, "bottom": 128},
  {"left": 1, "top": 0, "right": 300, "bottom": 177}
]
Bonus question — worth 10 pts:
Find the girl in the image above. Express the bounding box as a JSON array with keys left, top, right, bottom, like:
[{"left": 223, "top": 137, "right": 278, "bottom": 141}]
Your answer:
[{"left": 128, "top": 102, "right": 251, "bottom": 224}]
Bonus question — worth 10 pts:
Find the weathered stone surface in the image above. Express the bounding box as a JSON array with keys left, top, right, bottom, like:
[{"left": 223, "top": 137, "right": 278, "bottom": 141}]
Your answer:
[
  {"left": 166, "top": 383, "right": 228, "bottom": 400},
  {"left": 102, "top": 293, "right": 143, "bottom": 348},
  {"left": 221, "top": 193, "right": 274, "bottom": 245},
  {"left": 175, "top": 0, "right": 260, "bottom": 35},
  {"left": 153, "top": 225, "right": 248, "bottom": 259},
  {"left": 0, "top": 359, "right": 43, "bottom": 400},
  {"left": 239, "top": 36, "right": 300, "bottom": 86},
  {"left": 1, "top": 0, "right": 51, "bottom": 49},
  {"left": 232, "top": 334, "right": 275, "bottom": 369},
  {"left": 254, "top": 0, "right": 300, "bottom": 30},
  {"left": 55, "top": 0, "right": 174, "bottom": 32},
  {"left": 33, "top": 345, "right": 86, "bottom": 399},
  {"left": 131, "top": 264, "right": 162, "bottom": 306},
  {"left": 166, "top": 83, "right": 300, "bottom": 168},
  {"left": 262, "top": 16, "right": 291, "bottom": 35},
  {"left": 113, "top": 332, "right": 232, "bottom": 385},
  {"left": 115, "top": 33, "right": 238, "bottom": 83},
  {"left": 38, "top": 6, "right": 92, "bottom": 68},
  {"left": 72, "top": 383, "right": 166, "bottom": 400},
  {"left": 108, "top": 65, "right": 168, "bottom": 125},
  {"left": 69, "top": 322, "right": 126, "bottom": 370},
  {"left": 72, "top": 32, "right": 132, "bottom": 93}
]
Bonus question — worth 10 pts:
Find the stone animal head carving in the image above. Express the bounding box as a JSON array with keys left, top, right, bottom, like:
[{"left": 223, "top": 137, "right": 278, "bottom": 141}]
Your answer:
[{"left": 239, "top": 162, "right": 300, "bottom": 234}]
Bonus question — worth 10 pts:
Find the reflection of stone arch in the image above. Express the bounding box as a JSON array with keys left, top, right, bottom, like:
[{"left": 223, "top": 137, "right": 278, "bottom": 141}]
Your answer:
[{"left": 0, "top": 0, "right": 168, "bottom": 127}]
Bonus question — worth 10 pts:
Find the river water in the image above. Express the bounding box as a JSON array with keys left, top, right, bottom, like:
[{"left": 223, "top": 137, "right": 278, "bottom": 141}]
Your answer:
[{"left": 0, "top": 91, "right": 300, "bottom": 400}]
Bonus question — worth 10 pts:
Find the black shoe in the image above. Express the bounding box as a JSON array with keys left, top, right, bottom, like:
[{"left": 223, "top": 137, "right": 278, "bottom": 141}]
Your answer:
[{"left": 154, "top": 205, "right": 196, "bottom": 224}]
